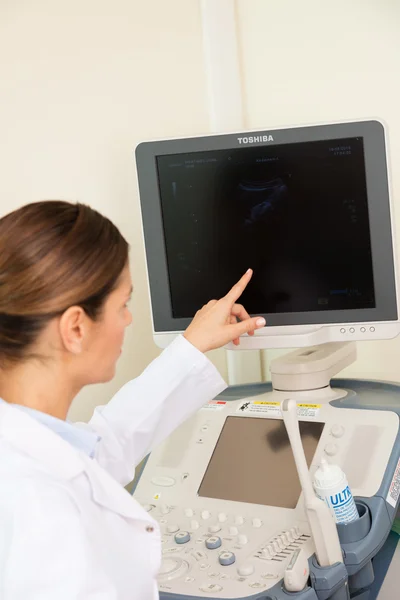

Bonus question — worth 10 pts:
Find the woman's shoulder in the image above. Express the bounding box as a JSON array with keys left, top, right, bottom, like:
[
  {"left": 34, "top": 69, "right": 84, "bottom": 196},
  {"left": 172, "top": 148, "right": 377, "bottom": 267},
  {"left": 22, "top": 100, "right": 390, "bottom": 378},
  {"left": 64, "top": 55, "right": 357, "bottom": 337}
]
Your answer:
[{"left": 0, "top": 439, "right": 81, "bottom": 513}]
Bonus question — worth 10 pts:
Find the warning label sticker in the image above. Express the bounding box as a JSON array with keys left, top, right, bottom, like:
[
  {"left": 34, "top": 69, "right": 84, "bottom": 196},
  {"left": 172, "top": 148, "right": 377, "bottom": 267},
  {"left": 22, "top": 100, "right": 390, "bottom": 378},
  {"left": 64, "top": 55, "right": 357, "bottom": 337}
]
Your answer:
[
  {"left": 202, "top": 400, "right": 227, "bottom": 411},
  {"left": 297, "top": 404, "right": 322, "bottom": 419},
  {"left": 236, "top": 400, "right": 321, "bottom": 419},
  {"left": 387, "top": 458, "right": 400, "bottom": 509}
]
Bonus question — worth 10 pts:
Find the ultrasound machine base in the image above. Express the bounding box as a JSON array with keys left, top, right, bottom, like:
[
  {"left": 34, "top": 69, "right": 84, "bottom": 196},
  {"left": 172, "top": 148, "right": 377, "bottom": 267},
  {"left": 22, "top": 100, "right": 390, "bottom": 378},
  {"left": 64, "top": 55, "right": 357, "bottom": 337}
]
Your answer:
[{"left": 132, "top": 379, "right": 400, "bottom": 600}]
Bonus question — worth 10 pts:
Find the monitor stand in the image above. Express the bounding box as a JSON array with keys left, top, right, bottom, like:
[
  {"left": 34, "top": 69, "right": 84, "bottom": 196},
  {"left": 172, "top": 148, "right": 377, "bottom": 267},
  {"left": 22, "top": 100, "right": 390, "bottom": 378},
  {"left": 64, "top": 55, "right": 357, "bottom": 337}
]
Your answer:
[{"left": 265, "top": 341, "right": 357, "bottom": 404}]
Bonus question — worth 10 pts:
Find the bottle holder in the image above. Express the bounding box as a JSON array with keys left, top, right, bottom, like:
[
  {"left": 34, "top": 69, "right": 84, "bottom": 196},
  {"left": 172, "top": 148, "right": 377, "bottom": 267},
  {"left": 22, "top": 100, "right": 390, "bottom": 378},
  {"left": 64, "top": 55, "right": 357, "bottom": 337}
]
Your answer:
[
  {"left": 336, "top": 501, "right": 371, "bottom": 545},
  {"left": 336, "top": 501, "right": 374, "bottom": 596}
]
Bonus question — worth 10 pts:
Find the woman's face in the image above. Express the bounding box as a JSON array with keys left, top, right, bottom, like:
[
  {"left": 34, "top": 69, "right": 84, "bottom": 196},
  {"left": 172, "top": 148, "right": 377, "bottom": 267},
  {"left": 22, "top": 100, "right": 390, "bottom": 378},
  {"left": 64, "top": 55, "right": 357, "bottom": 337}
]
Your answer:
[{"left": 84, "top": 264, "right": 133, "bottom": 383}]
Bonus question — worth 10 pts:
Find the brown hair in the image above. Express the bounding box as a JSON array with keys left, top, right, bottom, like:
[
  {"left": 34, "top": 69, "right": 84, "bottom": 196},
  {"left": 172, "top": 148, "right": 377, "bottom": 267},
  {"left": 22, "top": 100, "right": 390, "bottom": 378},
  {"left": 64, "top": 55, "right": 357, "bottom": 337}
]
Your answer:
[{"left": 0, "top": 201, "right": 129, "bottom": 365}]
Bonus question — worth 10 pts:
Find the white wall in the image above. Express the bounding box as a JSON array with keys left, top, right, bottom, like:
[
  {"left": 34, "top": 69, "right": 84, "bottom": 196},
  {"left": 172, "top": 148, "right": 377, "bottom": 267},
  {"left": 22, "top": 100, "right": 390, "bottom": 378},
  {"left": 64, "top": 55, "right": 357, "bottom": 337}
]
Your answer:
[
  {"left": 237, "top": 0, "right": 400, "bottom": 382},
  {"left": 2, "top": 0, "right": 400, "bottom": 423},
  {"left": 0, "top": 0, "right": 228, "bottom": 422}
]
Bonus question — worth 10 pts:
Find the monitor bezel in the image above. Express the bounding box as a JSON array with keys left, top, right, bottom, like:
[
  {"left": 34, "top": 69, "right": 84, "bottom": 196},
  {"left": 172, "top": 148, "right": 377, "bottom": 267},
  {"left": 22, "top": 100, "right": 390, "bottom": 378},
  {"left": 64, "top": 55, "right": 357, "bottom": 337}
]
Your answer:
[{"left": 135, "top": 120, "right": 398, "bottom": 339}]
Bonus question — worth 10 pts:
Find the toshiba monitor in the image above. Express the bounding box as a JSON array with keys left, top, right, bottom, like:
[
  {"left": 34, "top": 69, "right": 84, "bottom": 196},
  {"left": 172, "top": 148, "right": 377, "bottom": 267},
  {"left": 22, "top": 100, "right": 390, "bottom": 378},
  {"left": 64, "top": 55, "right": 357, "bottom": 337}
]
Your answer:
[{"left": 135, "top": 120, "right": 399, "bottom": 349}]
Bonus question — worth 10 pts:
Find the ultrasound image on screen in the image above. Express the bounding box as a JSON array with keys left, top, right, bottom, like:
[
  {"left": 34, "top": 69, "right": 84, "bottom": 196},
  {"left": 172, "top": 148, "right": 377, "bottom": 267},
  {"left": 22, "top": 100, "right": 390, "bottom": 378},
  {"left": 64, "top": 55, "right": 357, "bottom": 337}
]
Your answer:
[{"left": 156, "top": 138, "right": 375, "bottom": 318}]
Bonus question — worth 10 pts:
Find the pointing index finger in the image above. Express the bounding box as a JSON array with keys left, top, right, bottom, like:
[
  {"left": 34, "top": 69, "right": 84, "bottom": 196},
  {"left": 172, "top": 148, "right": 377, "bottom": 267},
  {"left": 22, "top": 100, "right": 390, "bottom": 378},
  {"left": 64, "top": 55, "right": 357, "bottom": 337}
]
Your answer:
[{"left": 225, "top": 269, "right": 253, "bottom": 303}]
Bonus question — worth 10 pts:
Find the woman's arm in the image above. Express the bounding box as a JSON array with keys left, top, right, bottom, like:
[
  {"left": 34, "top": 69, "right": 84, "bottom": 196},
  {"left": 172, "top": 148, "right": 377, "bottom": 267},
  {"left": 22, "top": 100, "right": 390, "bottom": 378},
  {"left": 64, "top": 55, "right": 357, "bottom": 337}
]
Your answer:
[
  {"left": 85, "top": 270, "right": 265, "bottom": 485},
  {"left": 88, "top": 335, "right": 226, "bottom": 485}
]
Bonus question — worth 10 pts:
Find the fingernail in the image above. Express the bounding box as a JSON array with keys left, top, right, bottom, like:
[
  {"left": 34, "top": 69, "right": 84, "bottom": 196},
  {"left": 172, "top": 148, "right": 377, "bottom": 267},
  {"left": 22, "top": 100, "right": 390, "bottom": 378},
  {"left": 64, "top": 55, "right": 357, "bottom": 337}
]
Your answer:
[
  {"left": 256, "top": 318, "right": 266, "bottom": 327},
  {"left": 246, "top": 268, "right": 252, "bottom": 274}
]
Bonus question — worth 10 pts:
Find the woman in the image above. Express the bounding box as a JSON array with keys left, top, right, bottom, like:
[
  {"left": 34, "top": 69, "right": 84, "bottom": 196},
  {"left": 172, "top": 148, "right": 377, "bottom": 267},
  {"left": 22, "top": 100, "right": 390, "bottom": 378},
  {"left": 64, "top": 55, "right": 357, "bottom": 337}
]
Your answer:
[{"left": 0, "top": 201, "right": 266, "bottom": 599}]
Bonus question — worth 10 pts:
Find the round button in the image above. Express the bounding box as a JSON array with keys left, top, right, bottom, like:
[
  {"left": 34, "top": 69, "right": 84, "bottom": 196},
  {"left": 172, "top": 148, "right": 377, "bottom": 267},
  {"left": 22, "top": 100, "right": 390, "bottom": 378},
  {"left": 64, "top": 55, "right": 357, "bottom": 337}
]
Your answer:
[
  {"left": 184, "top": 508, "right": 194, "bottom": 517},
  {"left": 325, "top": 443, "right": 338, "bottom": 456},
  {"left": 331, "top": 424, "right": 345, "bottom": 438},
  {"left": 199, "top": 563, "right": 210, "bottom": 570},
  {"left": 191, "top": 550, "right": 207, "bottom": 561},
  {"left": 219, "top": 551, "right": 236, "bottom": 566},
  {"left": 199, "top": 583, "right": 223, "bottom": 593},
  {"left": 237, "top": 563, "right": 255, "bottom": 576},
  {"left": 175, "top": 531, "right": 191, "bottom": 544},
  {"left": 190, "top": 520, "right": 200, "bottom": 531},
  {"left": 349, "top": 327, "right": 355, "bottom": 333},
  {"left": 159, "top": 558, "right": 178, "bottom": 574},
  {"left": 360, "top": 327, "right": 366, "bottom": 333},
  {"left": 262, "top": 572, "right": 279, "bottom": 580},
  {"left": 208, "top": 572, "right": 220, "bottom": 579},
  {"left": 201, "top": 510, "right": 211, "bottom": 520},
  {"left": 158, "top": 557, "right": 189, "bottom": 581},
  {"left": 252, "top": 518, "right": 262, "bottom": 528},
  {"left": 206, "top": 536, "right": 222, "bottom": 550},
  {"left": 238, "top": 534, "right": 248, "bottom": 545},
  {"left": 164, "top": 547, "right": 180, "bottom": 554},
  {"left": 235, "top": 515, "right": 245, "bottom": 525},
  {"left": 229, "top": 526, "right": 239, "bottom": 536},
  {"left": 218, "top": 512, "right": 227, "bottom": 523},
  {"left": 160, "top": 504, "right": 170, "bottom": 515},
  {"left": 208, "top": 524, "right": 221, "bottom": 533},
  {"left": 370, "top": 326, "right": 376, "bottom": 332},
  {"left": 250, "top": 582, "right": 266, "bottom": 589},
  {"left": 151, "top": 476, "right": 175, "bottom": 487},
  {"left": 340, "top": 328, "right": 346, "bottom": 333},
  {"left": 167, "top": 524, "right": 180, "bottom": 533}
]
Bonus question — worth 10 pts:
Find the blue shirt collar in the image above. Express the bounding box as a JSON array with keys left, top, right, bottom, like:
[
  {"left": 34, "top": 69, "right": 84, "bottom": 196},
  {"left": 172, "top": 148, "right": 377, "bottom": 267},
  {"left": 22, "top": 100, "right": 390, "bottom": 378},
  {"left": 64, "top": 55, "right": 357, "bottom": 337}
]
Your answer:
[{"left": 0, "top": 398, "right": 100, "bottom": 458}]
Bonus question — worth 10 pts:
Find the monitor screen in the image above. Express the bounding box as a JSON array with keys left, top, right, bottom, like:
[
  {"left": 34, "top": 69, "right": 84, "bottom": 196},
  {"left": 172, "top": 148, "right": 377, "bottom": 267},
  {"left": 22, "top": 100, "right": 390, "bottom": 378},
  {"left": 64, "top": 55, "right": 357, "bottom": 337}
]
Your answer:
[
  {"left": 136, "top": 120, "right": 398, "bottom": 347},
  {"left": 198, "top": 416, "right": 324, "bottom": 509},
  {"left": 156, "top": 137, "right": 374, "bottom": 318}
]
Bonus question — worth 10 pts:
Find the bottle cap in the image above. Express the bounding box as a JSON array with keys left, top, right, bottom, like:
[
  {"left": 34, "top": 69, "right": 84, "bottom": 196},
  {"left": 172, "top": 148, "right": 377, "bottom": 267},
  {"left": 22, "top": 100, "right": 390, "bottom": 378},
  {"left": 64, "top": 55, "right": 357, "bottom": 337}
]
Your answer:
[{"left": 313, "top": 458, "right": 345, "bottom": 489}]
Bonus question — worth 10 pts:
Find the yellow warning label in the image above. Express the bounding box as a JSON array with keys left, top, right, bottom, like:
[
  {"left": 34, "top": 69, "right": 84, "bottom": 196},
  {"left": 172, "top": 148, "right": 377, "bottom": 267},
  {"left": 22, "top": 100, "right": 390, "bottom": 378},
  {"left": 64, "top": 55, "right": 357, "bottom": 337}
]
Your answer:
[
  {"left": 237, "top": 400, "right": 321, "bottom": 419},
  {"left": 253, "top": 401, "right": 280, "bottom": 406}
]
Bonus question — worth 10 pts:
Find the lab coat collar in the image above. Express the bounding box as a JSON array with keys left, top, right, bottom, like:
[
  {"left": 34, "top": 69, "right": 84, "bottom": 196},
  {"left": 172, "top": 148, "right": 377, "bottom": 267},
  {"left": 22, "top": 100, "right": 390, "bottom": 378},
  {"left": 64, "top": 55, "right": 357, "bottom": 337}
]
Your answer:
[
  {"left": 0, "top": 402, "right": 149, "bottom": 522},
  {"left": 0, "top": 401, "right": 85, "bottom": 479},
  {"left": 0, "top": 397, "right": 100, "bottom": 457},
  {"left": 79, "top": 452, "right": 150, "bottom": 521}
]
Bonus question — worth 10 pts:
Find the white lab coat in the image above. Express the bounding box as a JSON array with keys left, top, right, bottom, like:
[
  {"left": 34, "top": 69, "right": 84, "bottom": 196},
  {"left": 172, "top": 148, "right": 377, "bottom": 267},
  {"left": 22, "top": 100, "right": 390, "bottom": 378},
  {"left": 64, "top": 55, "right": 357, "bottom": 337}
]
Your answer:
[{"left": 0, "top": 336, "right": 226, "bottom": 600}]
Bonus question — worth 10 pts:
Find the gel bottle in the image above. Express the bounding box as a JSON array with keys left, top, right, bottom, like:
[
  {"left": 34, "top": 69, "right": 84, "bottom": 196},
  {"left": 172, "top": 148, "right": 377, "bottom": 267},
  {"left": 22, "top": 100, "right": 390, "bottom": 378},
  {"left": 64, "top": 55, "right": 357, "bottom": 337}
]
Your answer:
[{"left": 313, "top": 458, "right": 359, "bottom": 524}]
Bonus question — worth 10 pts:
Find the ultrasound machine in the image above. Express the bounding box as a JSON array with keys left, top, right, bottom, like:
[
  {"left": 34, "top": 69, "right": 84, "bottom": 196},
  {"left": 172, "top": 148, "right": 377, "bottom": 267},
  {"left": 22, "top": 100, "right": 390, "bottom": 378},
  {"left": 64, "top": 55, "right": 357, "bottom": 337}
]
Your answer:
[{"left": 134, "top": 120, "right": 400, "bottom": 599}]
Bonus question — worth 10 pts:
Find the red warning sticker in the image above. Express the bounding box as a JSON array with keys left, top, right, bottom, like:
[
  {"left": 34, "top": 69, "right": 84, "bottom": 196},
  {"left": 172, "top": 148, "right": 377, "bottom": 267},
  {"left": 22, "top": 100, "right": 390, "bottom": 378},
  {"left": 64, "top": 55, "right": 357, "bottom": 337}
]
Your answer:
[{"left": 202, "top": 400, "right": 227, "bottom": 411}]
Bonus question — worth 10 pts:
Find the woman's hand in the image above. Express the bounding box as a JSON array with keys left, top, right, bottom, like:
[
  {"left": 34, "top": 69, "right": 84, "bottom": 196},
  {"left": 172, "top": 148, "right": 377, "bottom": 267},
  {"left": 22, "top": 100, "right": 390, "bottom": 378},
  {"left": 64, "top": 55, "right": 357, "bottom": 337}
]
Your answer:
[{"left": 183, "top": 269, "right": 266, "bottom": 353}]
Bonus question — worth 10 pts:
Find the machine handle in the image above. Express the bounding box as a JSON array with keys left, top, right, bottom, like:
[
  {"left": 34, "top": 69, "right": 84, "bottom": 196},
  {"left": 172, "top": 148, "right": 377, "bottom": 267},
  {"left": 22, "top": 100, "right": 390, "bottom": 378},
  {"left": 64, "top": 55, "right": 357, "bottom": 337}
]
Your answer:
[{"left": 281, "top": 399, "right": 343, "bottom": 567}]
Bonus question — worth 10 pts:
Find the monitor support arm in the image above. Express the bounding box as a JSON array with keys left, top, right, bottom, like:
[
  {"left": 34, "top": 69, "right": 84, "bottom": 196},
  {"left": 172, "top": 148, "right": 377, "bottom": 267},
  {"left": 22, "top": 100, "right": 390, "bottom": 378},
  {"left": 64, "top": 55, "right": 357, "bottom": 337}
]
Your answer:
[{"left": 271, "top": 342, "right": 356, "bottom": 403}]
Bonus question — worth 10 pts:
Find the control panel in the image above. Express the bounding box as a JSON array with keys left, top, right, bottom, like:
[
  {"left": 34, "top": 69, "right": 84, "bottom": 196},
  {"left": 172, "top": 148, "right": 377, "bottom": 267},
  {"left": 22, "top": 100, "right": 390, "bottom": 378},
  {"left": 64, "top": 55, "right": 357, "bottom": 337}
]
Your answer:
[{"left": 133, "top": 393, "right": 398, "bottom": 598}]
